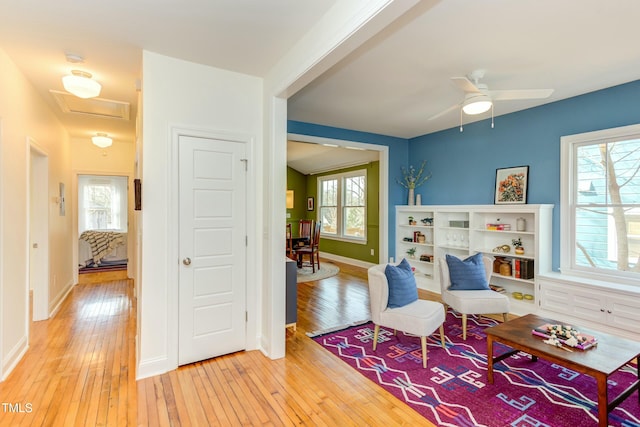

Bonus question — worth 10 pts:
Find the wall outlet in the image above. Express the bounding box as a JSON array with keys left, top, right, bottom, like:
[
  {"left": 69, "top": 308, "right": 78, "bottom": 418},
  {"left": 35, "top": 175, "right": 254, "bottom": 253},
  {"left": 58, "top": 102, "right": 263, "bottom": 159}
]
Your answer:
[
  {"left": 370, "top": 249, "right": 375, "bottom": 256},
  {"left": 286, "top": 212, "right": 291, "bottom": 218},
  {"left": 389, "top": 257, "right": 394, "bottom": 263}
]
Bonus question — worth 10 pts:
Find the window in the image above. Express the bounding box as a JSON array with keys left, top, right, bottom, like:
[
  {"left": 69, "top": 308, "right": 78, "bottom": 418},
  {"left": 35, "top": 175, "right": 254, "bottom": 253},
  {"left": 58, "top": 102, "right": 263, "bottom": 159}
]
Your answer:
[
  {"left": 78, "top": 175, "right": 128, "bottom": 233},
  {"left": 561, "top": 124, "right": 640, "bottom": 285},
  {"left": 318, "top": 169, "right": 366, "bottom": 241}
]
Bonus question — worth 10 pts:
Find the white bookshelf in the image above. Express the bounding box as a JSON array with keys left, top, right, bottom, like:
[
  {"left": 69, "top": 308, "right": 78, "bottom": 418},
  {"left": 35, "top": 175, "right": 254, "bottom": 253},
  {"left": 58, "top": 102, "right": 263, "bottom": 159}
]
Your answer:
[{"left": 395, "top": 204, "right": 553, "bottom": 315}]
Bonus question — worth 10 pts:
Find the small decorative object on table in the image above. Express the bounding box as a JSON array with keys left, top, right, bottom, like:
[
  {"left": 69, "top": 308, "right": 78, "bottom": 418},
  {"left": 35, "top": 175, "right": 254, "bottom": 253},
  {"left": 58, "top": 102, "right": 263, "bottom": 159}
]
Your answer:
[
  {"left": 532, "top": 323, "right": 597, "bottom": 350},
  {"left": 408, "top": 216, "right": 416, "bottom": 225}
]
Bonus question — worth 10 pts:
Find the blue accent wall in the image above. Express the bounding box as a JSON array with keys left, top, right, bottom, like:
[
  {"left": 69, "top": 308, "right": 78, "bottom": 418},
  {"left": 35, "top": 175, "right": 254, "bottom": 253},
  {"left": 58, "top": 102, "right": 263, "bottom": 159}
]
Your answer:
[
  {"left": 410, "top": 80, "right": 640, "bottom": 270},
  {"left": 289, "top": 79, "right": 640, "bottom": 267}
]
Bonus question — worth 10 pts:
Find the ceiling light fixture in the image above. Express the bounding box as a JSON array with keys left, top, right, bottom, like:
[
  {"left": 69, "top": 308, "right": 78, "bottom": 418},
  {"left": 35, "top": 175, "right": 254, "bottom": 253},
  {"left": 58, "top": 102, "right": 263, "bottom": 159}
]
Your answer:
[
  {"left": 92, "top": 133, "right": 112, "bottom": 148},
  {"left": 62, "top": 70, "right": 101, "bottom": 98},
  {"left": 461, "top": 93, "right": 492, "bottom": 115}
]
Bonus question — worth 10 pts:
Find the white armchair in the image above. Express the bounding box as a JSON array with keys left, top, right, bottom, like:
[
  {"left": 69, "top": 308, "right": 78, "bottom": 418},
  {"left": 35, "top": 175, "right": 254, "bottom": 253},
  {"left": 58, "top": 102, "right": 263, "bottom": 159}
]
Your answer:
[
  {"left": 367, "top": 263, "right": 446, "bottom": 368},
  {"left": 438, "top": 255, "right": 510, "bottom": 340}
]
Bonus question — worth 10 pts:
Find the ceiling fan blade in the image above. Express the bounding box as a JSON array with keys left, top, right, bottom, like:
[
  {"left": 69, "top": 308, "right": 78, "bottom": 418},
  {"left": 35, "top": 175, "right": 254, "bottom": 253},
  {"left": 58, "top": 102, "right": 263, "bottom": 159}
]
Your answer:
[
  {"left": 451, "top": 77, "right": 480, "bottom": 93},
  {"left": 428, "top": 103, "right": 460, "bottom": 121},
  {"left": 490, "top": 88, "right": 554, "bottom": 101}
]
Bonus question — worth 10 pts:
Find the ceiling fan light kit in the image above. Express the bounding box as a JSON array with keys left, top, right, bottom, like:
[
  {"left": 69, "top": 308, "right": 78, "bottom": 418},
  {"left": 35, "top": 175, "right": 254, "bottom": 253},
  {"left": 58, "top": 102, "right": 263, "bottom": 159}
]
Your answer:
[
  {"left": 462, "top": 93, "right": 492, "bottom": 115},
  {"left": 429, "top": 69, "right": 554, "bottom": 127},
  {"left": 92, "top": 132, "right": 112, "bottom": 148},
  {"left": 62, "top": 70, "right": 101, "bottom": 98}
]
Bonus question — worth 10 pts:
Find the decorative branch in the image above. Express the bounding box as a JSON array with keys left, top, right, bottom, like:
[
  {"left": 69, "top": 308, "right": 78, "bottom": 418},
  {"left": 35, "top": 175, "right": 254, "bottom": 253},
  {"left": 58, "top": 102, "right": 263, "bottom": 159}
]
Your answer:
[{"left": 396, "top": 160, "right": 432, "bottom": 189}]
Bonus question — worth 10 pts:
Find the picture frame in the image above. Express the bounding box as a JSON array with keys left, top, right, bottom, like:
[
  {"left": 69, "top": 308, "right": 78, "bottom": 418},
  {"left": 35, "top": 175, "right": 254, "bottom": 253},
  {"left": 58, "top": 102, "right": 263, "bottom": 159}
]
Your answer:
[
  {"left": 307, "top": 196, "right": 314, "bottom": 211},
  {"left": 134, "top": 178, "right": 142, "bottom": 211},
  {"left": 495, "top": 166, "right": 529, "bottom": 204}
]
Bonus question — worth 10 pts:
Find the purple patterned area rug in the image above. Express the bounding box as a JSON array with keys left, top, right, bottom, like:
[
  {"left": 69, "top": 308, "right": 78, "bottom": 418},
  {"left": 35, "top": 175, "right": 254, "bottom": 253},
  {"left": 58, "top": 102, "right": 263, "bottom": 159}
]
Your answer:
[{"left": 312, "top": 311, "right": 639, "bottom": 427}]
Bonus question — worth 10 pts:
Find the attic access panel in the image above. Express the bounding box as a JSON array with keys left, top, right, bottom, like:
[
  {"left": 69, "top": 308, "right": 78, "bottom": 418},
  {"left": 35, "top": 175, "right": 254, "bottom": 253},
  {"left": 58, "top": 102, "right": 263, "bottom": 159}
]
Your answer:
[{"left": 50, "top": 90, "right": 130, "bottom": 120}]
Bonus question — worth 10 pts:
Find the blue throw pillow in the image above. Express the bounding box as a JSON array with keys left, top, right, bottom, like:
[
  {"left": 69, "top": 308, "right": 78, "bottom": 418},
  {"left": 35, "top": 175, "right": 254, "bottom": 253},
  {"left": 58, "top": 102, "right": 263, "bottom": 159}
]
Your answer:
[
  {"left": 384, "top": 258, "right": 418, "bottom": 308},
  {"left": 446, "top": 253, "right": 490, "bottom": 290}
]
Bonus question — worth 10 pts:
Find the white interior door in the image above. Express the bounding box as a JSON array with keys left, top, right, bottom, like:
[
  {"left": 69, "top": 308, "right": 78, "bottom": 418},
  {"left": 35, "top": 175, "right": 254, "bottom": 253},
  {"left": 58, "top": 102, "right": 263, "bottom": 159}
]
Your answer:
[{"left": 178, "top": 135, "right": 247, "bottom": 366}]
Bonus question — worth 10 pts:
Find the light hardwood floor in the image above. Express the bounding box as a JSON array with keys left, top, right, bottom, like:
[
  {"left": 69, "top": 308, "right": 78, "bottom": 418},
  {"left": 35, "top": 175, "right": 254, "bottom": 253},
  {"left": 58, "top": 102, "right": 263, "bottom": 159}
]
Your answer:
[
  {"left": 0, "top": 261, "right": 440, "bottom": 426},
  {"left": 0, "top": 279, "right": 136, "bottom": 426}
]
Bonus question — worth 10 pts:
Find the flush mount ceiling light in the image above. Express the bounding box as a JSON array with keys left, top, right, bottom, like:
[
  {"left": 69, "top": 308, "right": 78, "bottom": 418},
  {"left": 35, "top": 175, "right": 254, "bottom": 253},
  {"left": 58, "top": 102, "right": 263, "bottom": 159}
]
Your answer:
[
  {"left": 461, "top": 92, "right": 492, "bottom": 115},
  {"left": 62, "top": 70, "right": 101, "bottom": 98},
  {"left": 92, "top": 133, "right": 112, "bottom": 148}
]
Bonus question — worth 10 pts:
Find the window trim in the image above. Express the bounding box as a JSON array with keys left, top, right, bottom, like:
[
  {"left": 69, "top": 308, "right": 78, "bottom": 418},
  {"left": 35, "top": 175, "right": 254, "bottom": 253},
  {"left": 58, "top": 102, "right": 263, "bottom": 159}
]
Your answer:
[
  {"left": 317, "top": 168, "right": 367, "bottom": 243},
  {"left": 560, "top": 123, "right": 640, "bottom": 286}
]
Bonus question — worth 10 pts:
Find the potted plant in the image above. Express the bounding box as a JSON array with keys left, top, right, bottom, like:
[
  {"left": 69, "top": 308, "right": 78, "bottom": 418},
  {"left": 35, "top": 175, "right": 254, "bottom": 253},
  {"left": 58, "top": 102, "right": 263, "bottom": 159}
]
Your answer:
[
  {"left": 408, "top": 216, "right": 416, "bottom": 225},
  {"left": 512, "top": 237, "right": 524, "bottom": 255},
  {"left": 406, "top": 247, "right": 417, "bottom": 258}
]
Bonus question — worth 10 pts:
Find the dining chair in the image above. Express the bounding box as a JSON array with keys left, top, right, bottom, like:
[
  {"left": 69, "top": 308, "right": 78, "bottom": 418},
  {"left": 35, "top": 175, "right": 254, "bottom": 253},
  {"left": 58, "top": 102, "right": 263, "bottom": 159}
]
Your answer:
[
  {"left": 298, "top": 219, "right": 314, "bottom": 243},
  {"left": 297, "top": 221, "right": 321, "bottom": 272},
  {"left": 286, "top": 223, "right": 296, "bottom": 260}
]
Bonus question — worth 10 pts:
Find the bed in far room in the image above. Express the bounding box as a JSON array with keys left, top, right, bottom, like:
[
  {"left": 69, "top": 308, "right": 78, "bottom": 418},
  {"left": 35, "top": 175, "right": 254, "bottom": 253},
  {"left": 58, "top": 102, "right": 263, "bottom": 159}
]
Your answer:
[{"left": 79, "top": 230, "right": 128, "bottom": 270}]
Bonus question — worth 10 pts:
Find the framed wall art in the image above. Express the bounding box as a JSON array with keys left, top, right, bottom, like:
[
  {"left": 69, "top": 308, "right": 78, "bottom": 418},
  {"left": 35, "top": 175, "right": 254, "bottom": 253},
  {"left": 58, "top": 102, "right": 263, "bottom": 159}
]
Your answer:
[
  {"left": 307, "top": 196, "right": 314, "bottom": 211},
  {"left": 134, "top": 178, "right": 142, "bottom": 211},
  {"left": 495, "top": 166, "right": 529, "bottom": 204}
]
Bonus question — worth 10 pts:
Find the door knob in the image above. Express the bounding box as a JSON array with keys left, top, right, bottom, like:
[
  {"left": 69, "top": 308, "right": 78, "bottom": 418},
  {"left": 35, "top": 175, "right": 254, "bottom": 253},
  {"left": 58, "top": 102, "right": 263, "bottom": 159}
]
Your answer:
[{"left": 183, "top": 257, "right": 192, "bottom": 266}]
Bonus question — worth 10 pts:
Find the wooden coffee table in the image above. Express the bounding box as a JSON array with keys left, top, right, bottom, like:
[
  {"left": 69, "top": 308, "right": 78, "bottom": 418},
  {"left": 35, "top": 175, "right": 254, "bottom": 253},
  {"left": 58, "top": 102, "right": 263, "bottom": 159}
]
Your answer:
[{"left": 485, "top": 313, "right": 640, "bottom": 427}]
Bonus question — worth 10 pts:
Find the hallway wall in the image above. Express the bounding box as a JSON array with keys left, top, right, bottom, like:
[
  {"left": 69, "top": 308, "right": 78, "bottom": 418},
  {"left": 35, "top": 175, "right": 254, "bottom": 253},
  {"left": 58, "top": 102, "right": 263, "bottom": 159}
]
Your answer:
[{"left": 0, "top": 47, "right": 73, "bottom": 379}]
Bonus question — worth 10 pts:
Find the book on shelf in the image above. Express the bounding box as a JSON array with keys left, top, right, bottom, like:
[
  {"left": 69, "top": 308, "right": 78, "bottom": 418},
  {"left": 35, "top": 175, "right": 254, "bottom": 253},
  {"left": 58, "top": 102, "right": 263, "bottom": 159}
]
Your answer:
[
  {"left": 486, "top": 223, "right": 512, "bottom": 231},
  {"left": 531, "top": 324, "right": 598, "bottom": 350},
  {"left": 520, "top": 259, "right": 534, "bottom": 279},
  {"left": 489, "top": 284, "right": 506, "bottom": 294}
]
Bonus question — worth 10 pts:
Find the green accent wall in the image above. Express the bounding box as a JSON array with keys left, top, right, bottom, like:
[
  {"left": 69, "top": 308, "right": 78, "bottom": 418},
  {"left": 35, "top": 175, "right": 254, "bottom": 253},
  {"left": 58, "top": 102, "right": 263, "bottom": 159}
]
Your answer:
[
  {"left": 286, "top": 167, "right": 308, "bottom": 226},
  {"left": 287, "top": 162, "right": 379, "bottom": 264}
]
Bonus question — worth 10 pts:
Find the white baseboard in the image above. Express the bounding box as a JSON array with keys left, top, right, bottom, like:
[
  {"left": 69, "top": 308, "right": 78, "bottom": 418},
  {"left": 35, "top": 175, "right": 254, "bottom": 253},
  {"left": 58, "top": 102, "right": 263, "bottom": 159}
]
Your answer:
[
  {"left": 319, "top": 252, "right": 376, "bottom": 269},
  {"left": 136, "top": 355, "right": 170, "bottom": 380},
  {"left": 2, "top": 335, "right": 28, "bottom": 381},
  {"left": 48, "top": 280, "right": 75, "bottom": 318}
]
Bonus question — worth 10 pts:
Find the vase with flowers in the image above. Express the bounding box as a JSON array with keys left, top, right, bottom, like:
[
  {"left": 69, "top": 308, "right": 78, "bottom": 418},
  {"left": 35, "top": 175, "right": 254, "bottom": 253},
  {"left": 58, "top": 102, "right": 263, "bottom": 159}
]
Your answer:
[{"left": 397, "top": 160, "right": 432, "bottom": 205}]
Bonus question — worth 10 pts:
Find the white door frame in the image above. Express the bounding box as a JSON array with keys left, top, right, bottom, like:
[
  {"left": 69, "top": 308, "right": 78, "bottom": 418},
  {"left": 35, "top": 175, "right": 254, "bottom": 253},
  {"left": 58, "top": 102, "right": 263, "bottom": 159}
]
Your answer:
[
  {"left": 72, "top": 170, "right": 131, "bottom": 285},
  {"left": 167, "top": 126, "right": 257, "bottom": 371},
  {"left": 28, "top": 138, "right": 50, "bottom": 321}
]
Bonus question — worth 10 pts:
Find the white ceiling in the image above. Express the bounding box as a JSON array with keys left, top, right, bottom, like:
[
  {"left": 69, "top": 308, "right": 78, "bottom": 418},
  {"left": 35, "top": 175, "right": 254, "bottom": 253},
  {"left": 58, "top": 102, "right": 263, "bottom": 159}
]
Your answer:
[
  {"left": 291, "top": 0, "right": 640, "bottom": 138},
  {"left": 1, "top": 0, "right": 639, "bottom": 151},
  {"left": 287, "top": 140, "right": 379, "bottom": 175},
  {"left": 0, "top": 0, "right": 337, "bottom": 144}
]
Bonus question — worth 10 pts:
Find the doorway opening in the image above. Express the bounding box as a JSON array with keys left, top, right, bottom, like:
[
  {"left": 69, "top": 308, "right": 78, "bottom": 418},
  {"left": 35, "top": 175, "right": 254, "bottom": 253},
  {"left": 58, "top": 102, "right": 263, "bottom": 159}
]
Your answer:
[
  {"left": 29, "top": 141, "right": 50, "bottom": 321},
  {"left": 77, "top": 174, "right": 129, "bottom": 275}
]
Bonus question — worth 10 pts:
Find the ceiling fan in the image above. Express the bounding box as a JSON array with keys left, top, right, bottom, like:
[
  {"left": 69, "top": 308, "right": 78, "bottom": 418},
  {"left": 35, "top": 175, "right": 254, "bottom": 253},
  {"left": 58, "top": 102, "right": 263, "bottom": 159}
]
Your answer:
[{"left": 428, "top": 70, "right": 554, "bottom": 121}]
